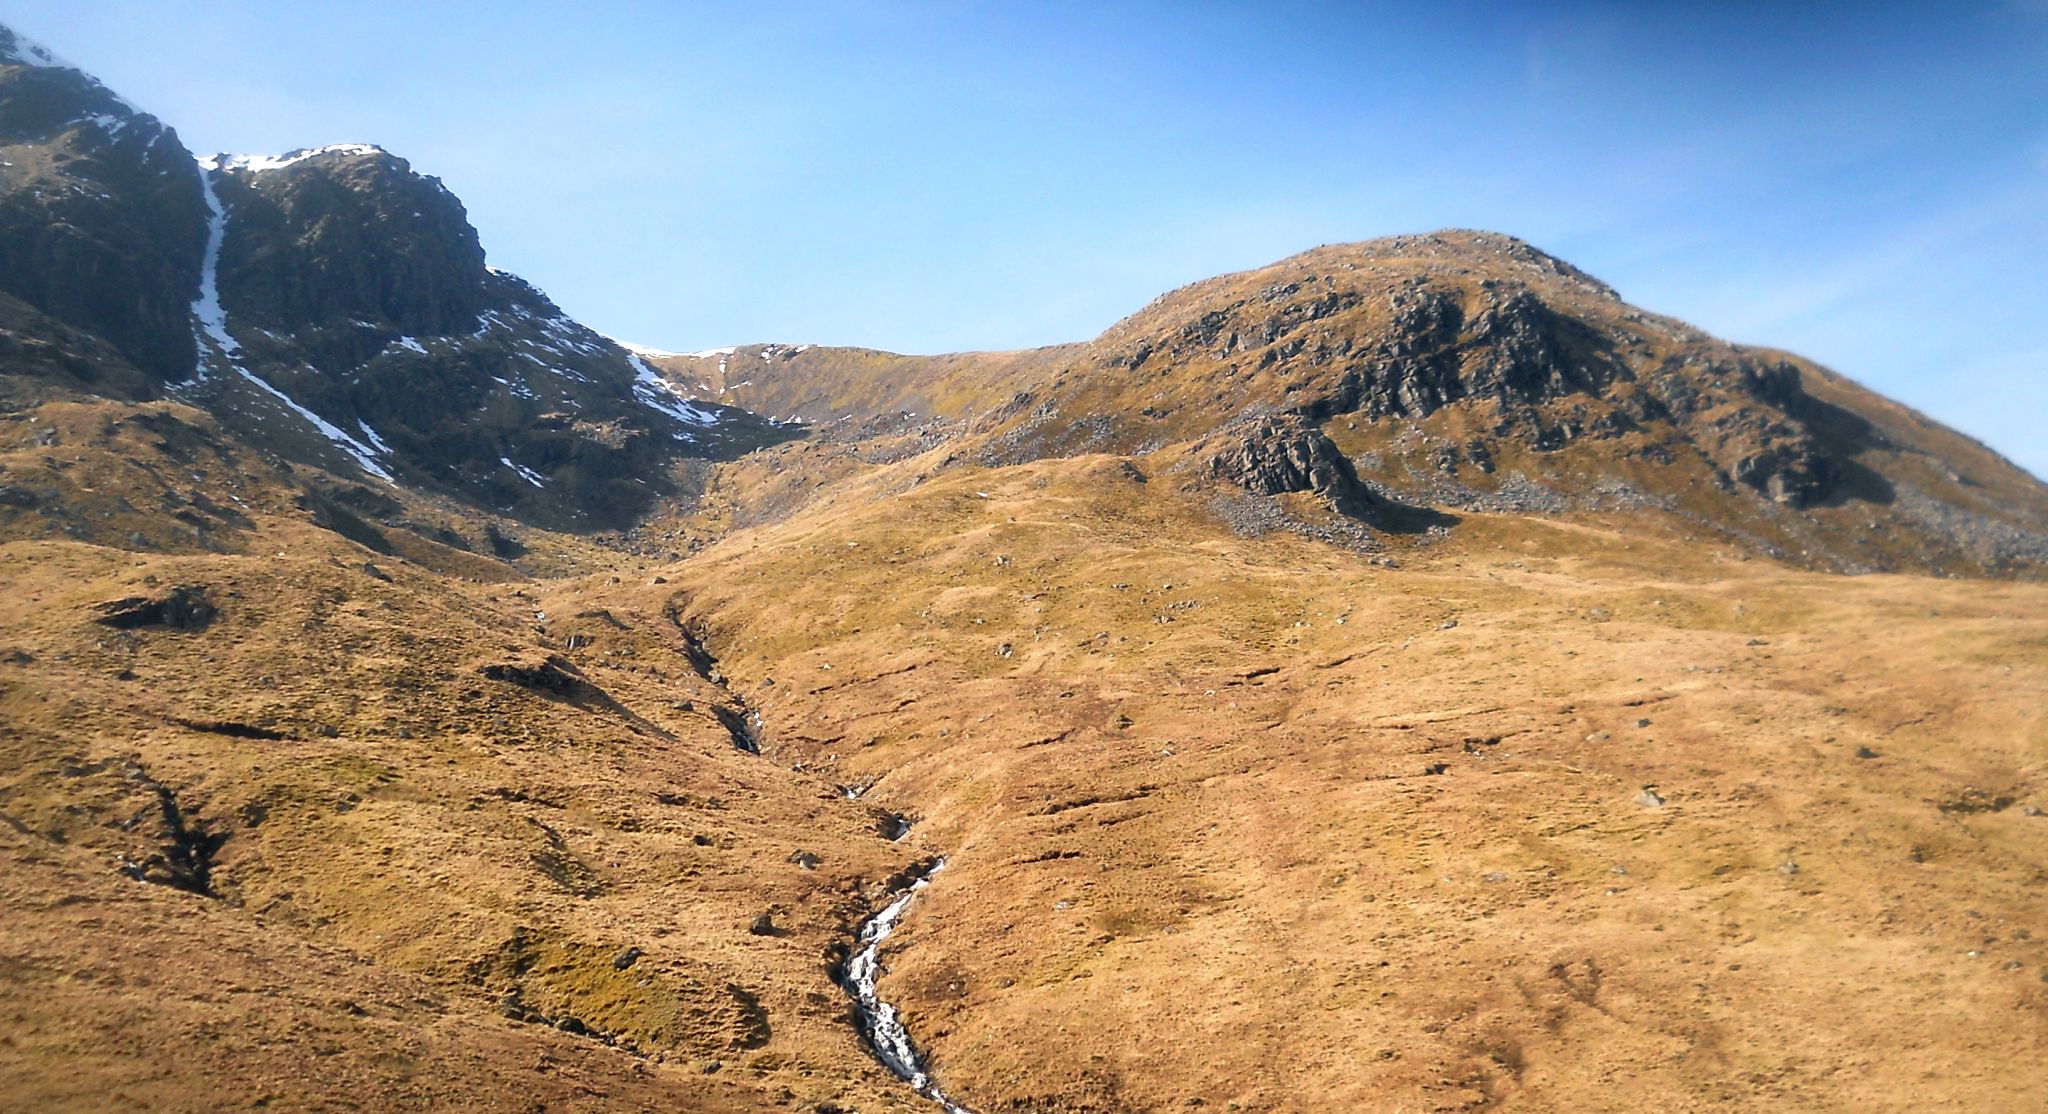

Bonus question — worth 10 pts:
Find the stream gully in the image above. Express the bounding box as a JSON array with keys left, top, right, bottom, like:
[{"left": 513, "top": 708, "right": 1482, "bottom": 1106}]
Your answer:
[
  {"left": 689, "top": 616, "right": 966, "bottom": 1110},
  {"left": 842, "top": 857, "right": 975, "bottom": 1114}
]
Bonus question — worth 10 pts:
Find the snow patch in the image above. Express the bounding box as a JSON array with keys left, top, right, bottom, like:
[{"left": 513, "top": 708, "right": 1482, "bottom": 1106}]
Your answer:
[
  {"left": 82, "top": 112, "right": 131, "bottom": 138},
  {"left": 389, "top": 335, "right": 428, "bottom": 356},
  {"left": 609, "top": 338, "right": 686, "bottom": 360},
  {"left": 217, "top": 144, "right": 384, "bottom": 174},
  {"left": 490, "top": 375, "right": 539, "bottom": 401},
  {"left": 1, "top": 28, "right": 71, "bottom": 70},
  {"left": 235, "top": 365, "right": 394, "bottom": 481},
  {"left": 0, "top": 25, "right": 138, "bottom": 113},
  {"left": 183, "top": 158, "right": 393, "bottom": 483},
  {"left": 629, "top": 355, "right": 724, "bottom": 431},
  {"left": 500, "top": 456, "right": 546, "bottom": 488}
]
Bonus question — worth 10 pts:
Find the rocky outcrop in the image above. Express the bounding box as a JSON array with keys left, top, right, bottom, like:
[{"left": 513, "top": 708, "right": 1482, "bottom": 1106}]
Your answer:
[
  {"left": 117, "top": 757, "right": 227, "bottom": 896},
  {"left": 1195, "top": 413, "right": 1433, "bottom": 538},
  {"left": 1205, "top": 415, "right": 1363, "bottom": 501},
  {"left": 478, "top": 653, "right": 591, "bottom": 696},
  {"left": 92, "top": 585, "right": 216, "bottom": 630},
  {"left": 1297, "top": 283, "right": 1631, "bottom": 423},
  {"left": 0, "top": 22, "right": 799, "bottom": 532},
  {"left": 1109, "top": 235, "right": 1845, "bottom": 510},
  {"left": 1639, "top": 354, "right": 1832, "bottom": 506}
]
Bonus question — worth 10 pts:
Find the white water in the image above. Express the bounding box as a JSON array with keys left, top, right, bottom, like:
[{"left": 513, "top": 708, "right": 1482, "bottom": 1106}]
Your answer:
[{"left": 844, "top": 858, "right": 975, "bottom": 1114}]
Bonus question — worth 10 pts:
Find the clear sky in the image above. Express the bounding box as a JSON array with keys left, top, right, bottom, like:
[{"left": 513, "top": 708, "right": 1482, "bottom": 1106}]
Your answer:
[{"left": 9, "top": 2, "right": 2046, "bottom": 476}]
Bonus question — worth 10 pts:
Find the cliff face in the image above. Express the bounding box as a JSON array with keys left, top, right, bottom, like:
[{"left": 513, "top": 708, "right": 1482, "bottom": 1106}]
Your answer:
[
  {"left": 213, "top": 145, "right": 490, "bottom": 352},
  {"left": 0, "top": 26, "right": 206, "bottom": 385},
  {"left": 4, "top": 20, "right": 2048, "bottom": 1114},
  {"left": 1040, "top": 231, "right": 1838, "bottom": 508}
]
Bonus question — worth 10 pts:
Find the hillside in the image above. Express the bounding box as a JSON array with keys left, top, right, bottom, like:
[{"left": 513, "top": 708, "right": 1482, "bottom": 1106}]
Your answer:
[
  {"left": 2, "top": 19, "right": 2046, "bottom": 1114},
  {"left": 640, "top": 231, "right": 2048, "bottom": 578}
]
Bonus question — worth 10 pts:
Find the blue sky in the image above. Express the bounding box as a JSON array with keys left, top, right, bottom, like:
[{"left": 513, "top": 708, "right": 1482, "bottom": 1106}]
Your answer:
[{"left": 10, "top": 2, "right": 2047, "bottom": 475}]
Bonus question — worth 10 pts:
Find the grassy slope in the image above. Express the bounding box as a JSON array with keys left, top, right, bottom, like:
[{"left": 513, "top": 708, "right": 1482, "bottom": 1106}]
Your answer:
[
  {"left": 659, "top": 454, "right": 2048, "bottom": 1112},
  {"left": 2, "top": 401, "right": 2044, "bottom": 1111}
]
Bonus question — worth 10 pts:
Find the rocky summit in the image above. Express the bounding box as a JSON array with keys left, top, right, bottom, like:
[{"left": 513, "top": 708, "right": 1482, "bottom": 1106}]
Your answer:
[{"left": 2, "top": 21, "right": 2046, "bottom": 1114}]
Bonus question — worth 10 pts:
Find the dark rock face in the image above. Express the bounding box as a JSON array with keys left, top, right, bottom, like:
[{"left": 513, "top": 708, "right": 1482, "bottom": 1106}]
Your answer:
[
  {"left": 0, "top": 289, "right": 160, "bottom": 397},
  {"left": 214, "top": 147, "right": 489, "bottom": 356},
  {"left": 1062, "top": 233, "right": 1855, "bottom": 514},
  {"left": 119, "top": 758, "right": 227, "bottom": 896},
  {"left": 1299, "top": 284, "right": 1631, "bottom": 421},
  {"left": 478, "top": 654, "right": 589, "bottom": 696},
  {"left": 0, "top": 27, "right": 207, "bottom": 383},
  {"left": 1642, "top": 355, "right": 1831, "bottom": 507},
  {"left": 1196, "top": 269, "right": 1833, "bottom": 508},
  {"left": 1196, "top": 413, "right": 1446, "bottom": 536},
  {"left": 181, "top": 145, "right": 798, "bottom": 528}
]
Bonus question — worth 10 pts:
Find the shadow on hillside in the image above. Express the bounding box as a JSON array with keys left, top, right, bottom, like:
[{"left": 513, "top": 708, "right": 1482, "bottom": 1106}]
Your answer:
[
  {"left": 476, "top": 655, "right": 676, "bottom": 741},
  {"left": 1788, "top": 392, "right": 1897, "bottom": 509},
  {"left": 1355, "top": 493, "right": 1461, "bottom": 533},
  {"left": 1330, "top": 454, "right": 1460, "bottom": 534}
]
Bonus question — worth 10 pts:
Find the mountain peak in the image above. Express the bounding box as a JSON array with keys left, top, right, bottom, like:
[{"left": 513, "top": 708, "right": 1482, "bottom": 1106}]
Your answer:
[
  {"left": 1252, "top": 229, "right": 1624, "bottom": 303},
  {"left": 0, "top": 22, "right": 147, "bottom": 120},
  {"left": 1346, "top": 228, "right": 1620, "bottom": 298},
  {"left": 4, "top": 20, "right": 2048, "bottom": 1114},
  {"left": 0, "top": 24, "right": 73, "bottom": 71}
]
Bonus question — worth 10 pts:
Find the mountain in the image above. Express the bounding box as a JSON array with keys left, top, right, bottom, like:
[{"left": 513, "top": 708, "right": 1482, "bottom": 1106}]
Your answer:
[
  {"left": 641, "top": 231, "right": 2048, "bottom": 576},
  {"left": 3, "top": 20, "right": 2047, "bottom": 1114},
  {"left": 0, "top": 28, "right": 793, "bottom": 531}
]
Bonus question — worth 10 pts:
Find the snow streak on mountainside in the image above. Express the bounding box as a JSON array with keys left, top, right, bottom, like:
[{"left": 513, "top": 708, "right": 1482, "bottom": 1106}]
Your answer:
[{"left": 189, "top": 156, "right": 240, "bottom": 367}]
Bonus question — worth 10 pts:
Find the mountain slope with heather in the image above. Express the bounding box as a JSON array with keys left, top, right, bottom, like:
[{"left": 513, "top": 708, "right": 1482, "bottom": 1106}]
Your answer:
[{"left": 2, "top": 19, "right": 2046, "bottom": 1114}]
